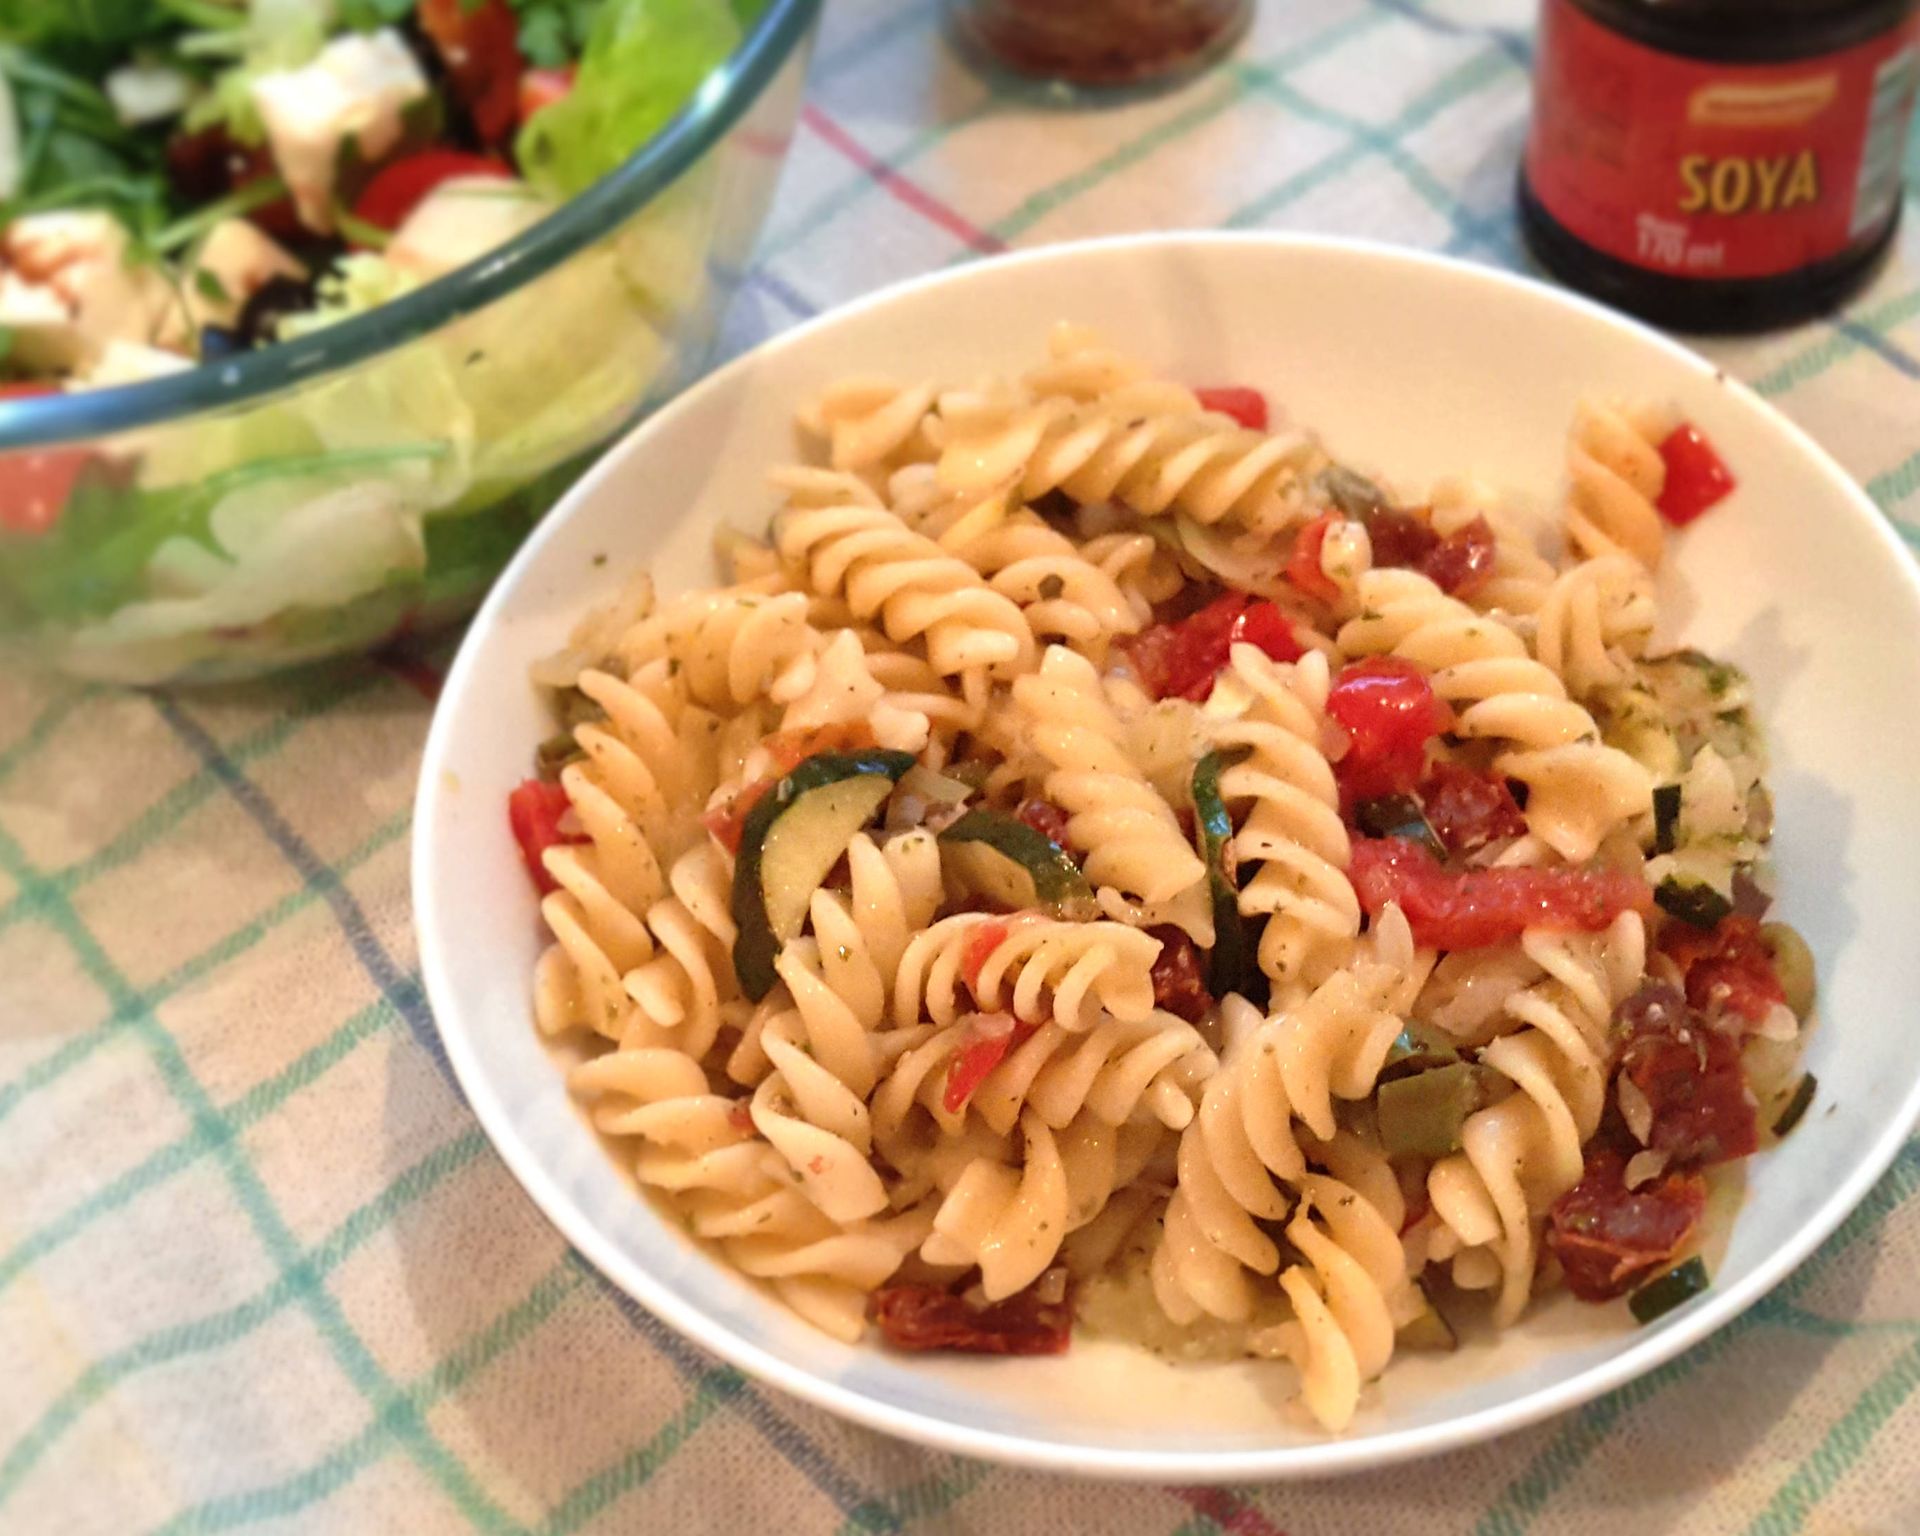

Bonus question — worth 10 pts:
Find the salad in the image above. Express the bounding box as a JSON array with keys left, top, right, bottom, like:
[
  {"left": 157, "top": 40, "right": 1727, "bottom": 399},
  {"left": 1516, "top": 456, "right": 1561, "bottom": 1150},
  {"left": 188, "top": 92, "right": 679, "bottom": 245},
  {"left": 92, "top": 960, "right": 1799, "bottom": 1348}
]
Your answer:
[{"left": 0, "top": 0, "right": 771, "bottom": 682}]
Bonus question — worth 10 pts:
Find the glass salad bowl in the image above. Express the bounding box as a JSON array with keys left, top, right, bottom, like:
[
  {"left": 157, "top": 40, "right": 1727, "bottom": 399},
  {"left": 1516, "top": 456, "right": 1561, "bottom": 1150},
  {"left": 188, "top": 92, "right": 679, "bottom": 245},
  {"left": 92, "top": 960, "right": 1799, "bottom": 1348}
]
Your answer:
[{"left": 0, "top": 0, "right": 820, "bottom": 685}]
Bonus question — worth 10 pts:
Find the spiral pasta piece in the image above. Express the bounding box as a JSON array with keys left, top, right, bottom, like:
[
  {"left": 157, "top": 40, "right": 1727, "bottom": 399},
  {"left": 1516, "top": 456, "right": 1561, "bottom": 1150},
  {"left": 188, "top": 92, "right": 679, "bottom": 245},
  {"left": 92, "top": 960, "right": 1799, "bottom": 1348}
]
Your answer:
[
  {"left": 773, "top": 483, "right": 1037, "bottom": 679},
  {"left": 536, "top": 663, "right": 721, "bottom": 1039},
  {"left": 1209, "top": 644, "right": 1358, "bottom": 990},
  {"left": 1532, "top": 554, "right": 1658, "bottom": 700},
  {"left": 1565, "top": 400, "right": 1668, "bottom": 570},
  {"left": 1014, "top": 644, "right": 1210, "bottom": 937},
  {"left": 1338, "top": 568, "right": 1653, "bottom": 862},
  {"left": 799, "top": 377, "right": 939, "bottom": 473},
  {"left": 614, "top": 580, "right": 820, "bottom": 712},
  {"left": 893, "top": 911, "right": 1163, "bottom": 1033},
  {"left": 1422, "top": 913, "right": 1646, "bottom": 1324},
  {"left": 1151, "top": 914, "right": 1416, "bottom": 1332}
]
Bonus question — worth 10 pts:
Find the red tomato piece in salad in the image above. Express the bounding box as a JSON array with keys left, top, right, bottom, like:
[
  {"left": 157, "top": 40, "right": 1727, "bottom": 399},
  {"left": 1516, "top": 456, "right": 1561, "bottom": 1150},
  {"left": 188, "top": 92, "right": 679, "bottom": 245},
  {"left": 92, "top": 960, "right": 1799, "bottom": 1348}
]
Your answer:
[
  {"left": 1420, "top": 514, "right": 1497, "bottom": 598},
  {"left": 1347, "top": 837, "right": 1653, "bottom": 950},
  {"left": 519, "top": 65, "right": 576, "bottom": 123},
  {"left": 1194, "top": 385, "right": 1268, "bottom": 431},
  {"left": 1146, "top": 926, "right": 1213, "bottom": 1022},
  {"left": 351, "top": 151, "right": 513, "bottom": 236},
  {"left": 960, "top": 919, "right": 1013, "bottom": 996},
  {"left": 1014, "top": 798, "right": 1074, "bottom": 849},
  {"left": 869, "top": 1281, "right": 1073, "bottom": 1355},
  {"left": 0, "top": 384, "right": 87, "bottom": 534},
  {"left": 1356, "top": 505, "right": 1438, "bottom": 569},
  {"left": 941, "top": 1011, "right": 1034, "bottom": 1113},
  {"left": 1659, "top": 914, "right": 1786, "bottom": 1026},
  {"left": 1655, "top": 423, "right": 1736, "bottom": 526},
  {"left": 1416, "top": 761, "right": 1527, "bottom": 856},
  {"left": 1326, "top": 658, "right": 1451, "bottom": 804},
  {"left": 508, "top": 778, "right": 582, "bottom": 895},
  {"left": 1286, "top": 513, "right": 1344, "bottom": 605},
  {"left": 419, "top": 0, "right": 525, "bottom": 146},
  {"left": 1546, "top": 1140, "right": 1708, "bottom": 1302},
  {"left": 1121, "top": 592, "right": 1304, "bottom": 702},
  {"left": 1617, "top": 1007, "right": 1760, "bottom": 1167}
]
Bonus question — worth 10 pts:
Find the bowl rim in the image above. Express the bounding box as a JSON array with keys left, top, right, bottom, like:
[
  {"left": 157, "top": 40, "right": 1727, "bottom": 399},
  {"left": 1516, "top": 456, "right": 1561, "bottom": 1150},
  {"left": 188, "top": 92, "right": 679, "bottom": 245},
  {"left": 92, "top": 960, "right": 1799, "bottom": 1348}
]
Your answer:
[
  {"left": 0, "top": 0, "right": 823, "bottom": 454},
  {"left": 414, "top": 231, "right": 1920, "bottom": 1480}
]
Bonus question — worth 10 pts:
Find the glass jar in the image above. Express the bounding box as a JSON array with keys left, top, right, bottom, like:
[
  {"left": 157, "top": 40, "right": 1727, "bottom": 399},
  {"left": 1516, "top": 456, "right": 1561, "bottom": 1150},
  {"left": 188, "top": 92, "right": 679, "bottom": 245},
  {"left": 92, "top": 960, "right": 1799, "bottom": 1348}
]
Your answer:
[{"left": 947, "top": 0, "right": 1254, "bottom": 92}]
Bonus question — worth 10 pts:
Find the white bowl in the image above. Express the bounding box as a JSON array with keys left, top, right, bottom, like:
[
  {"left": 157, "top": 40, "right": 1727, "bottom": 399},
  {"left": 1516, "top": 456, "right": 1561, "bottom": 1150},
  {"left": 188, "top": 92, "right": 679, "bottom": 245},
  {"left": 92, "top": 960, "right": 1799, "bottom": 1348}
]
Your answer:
[{"left": 413, "top": 234, "right": 1920, "bottom": 1479}]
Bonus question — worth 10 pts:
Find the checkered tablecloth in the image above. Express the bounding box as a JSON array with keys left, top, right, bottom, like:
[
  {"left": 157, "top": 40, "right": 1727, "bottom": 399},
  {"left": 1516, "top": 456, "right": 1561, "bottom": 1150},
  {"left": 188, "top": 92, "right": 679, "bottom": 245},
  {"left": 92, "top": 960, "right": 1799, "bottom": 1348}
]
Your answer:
[{"left": 6, "top": 2, "right": 1920, "bottom": 1531}]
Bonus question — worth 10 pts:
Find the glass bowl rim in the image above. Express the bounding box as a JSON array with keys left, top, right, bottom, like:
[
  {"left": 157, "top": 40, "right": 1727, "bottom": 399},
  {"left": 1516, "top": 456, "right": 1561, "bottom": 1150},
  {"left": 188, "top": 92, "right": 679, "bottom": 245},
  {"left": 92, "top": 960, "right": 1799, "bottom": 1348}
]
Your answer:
[{"left": 0, "top": 0, "right": 823, "bottom": 453}]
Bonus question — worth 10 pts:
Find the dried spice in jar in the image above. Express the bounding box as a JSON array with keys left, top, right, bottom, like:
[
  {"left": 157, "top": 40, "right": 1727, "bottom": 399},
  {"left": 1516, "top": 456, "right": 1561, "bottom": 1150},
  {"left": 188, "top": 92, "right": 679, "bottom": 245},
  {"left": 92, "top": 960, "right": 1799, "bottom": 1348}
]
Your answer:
[
  {"left": 1519, "top": 0, "right": 1920, "bottom": 331},
  {"left": 947, "top": 0, "right": 1253, "bottom": 91}
]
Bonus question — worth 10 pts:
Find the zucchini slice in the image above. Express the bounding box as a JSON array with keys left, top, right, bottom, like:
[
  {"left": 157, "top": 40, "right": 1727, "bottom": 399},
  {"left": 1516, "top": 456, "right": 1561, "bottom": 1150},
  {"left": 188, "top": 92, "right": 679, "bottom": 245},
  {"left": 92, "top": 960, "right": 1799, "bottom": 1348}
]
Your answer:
[
  {"left": 1354, "top": 793, "right": 1445, "bottom": 860},
  {"left": 1377, "top": 1062, "right": 1489, "bottom": 1159},
  {"left": 1629, "top": 1256, "right": 1710, "bottom": 1323},
  {"left": 1397, "top": 1281, "right": 1458, "bottom": 1352},
  {"left": 937, "top": 809, "right": 1097, "bottom": 920},
  {"left": 1193, "top": 751, "right": 1260, "bottom": 1002},
  {"left": 731, "top": 749, "right": 916, "bottom": 999}
]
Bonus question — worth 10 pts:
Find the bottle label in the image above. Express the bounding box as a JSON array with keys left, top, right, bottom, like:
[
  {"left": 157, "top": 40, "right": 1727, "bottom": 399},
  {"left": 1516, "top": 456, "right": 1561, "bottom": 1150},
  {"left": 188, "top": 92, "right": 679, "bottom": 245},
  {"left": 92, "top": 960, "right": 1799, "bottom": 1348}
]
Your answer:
[{"left": 1525, "top": 0, "right": 1920, "bottom": 280}]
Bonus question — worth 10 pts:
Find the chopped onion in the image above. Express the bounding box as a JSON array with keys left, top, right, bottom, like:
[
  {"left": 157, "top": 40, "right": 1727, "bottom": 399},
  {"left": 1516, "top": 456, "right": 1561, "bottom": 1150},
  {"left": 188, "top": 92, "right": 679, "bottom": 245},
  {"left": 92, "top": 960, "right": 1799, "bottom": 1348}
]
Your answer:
[
  {"left": 899, "top": 763, "right": 973, "bottom": 806},
  {"left": 1618, "top": 1074, "right": 1655, "bottom": 1145},
  {"left": 1752, "top": 1001, "right": 1799, "bottom": 1042},
  {"left": 1034, "top": 1267, "right": 1069, "bottom": 1306},
  {"left": 1624, "top": 1148, "right": 1671, "bottom": 1190}
]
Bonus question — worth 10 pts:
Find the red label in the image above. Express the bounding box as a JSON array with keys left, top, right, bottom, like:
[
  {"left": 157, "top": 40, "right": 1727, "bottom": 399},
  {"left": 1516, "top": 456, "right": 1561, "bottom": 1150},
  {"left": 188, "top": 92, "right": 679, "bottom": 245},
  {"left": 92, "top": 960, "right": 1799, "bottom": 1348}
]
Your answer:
[{"left": 1525, "top": 0, "right": 1920, "bottom": 280}]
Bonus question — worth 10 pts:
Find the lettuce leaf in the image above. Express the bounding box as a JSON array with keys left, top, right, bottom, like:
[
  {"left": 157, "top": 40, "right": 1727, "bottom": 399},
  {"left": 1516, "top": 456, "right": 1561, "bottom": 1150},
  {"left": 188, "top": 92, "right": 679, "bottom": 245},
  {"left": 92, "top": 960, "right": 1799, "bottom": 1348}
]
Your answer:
[{"left": 514, "top": 0, "right": 739, "bottom": 199}]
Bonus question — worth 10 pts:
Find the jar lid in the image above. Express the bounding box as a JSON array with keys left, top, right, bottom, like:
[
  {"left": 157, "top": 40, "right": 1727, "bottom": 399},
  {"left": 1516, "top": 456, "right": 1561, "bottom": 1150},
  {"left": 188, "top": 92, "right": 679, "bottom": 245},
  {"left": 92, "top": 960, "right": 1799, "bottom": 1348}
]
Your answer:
[{"left": 1571, "top": 0, "right": 1918, "bottom": 60}]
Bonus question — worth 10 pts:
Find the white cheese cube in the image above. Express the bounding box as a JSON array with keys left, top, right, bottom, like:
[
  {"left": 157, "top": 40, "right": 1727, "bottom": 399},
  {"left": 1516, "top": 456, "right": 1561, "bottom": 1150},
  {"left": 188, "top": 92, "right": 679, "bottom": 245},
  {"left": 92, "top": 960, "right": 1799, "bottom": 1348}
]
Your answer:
[
  {"left": 186, "top": 219, "right": 307, "bottom": 330},
  {"left": 249, "top": 28, "right": 429, "bottom": 233},
  {"left": 0, "top": 211, "right": 190, "bottom": 372}
]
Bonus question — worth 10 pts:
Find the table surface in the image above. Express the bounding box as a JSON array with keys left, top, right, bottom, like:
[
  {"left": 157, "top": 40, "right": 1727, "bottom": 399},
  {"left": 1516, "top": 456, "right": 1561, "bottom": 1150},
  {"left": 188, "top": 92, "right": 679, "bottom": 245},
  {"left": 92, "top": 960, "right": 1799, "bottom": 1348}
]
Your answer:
[{"left": 6, "top": 2, "right": 1920, "bottom": 1532}]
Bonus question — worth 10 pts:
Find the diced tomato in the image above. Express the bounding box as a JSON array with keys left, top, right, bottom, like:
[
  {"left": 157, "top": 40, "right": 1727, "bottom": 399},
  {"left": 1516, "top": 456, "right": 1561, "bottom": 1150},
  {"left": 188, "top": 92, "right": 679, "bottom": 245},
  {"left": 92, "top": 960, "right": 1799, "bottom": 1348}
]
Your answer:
[
  {"left": 941, "top": 1011, "right": 1033, "bottom": 1113},
  {"left": 1421, "top": 514, "right": 1497, "bottom": 598},
  {"left": 1232, "top": 598, "right": 1305, "bottom": 663},
  {"left": 418, "top": 0, "right": 524, "bottom": 146},
  {"left": 960, "top": 919, "right": 1013, "bottom": 995},
  {"left": 518, "top": 64, "right": 575, "bottom": 123},
  {"left": 0, "top": 385, "right": 86, "bottom": 534},
  {"left": 350, "top": 151, "right": 512, "bottom": 237},
  {"left": 1286, "top": 513, "right": 1344, "bottom": 605},
  {"left": 701, "top": 778, "right": 775, "bottom": 855},
  {"left": 508, "top": 778, "right": 583, "bottom": 895},
  {"left": 1194, "top": 385, "right": 1268, "bottom": 431},
  {"left": 1659, "top": 914, "right": 1786, "bottom": 1026},
  {"left": 1326, "top": 658, "right": 1452, "bottom": 805},
  {"left": 1655, "top": 423, "right": 1735, "bottom": 526},
  {"left": 1416, "top": 761, "right": 1526, "bottom": 856},
  {"left": 1546, "top": 1140, "right": 1707, "bottom": 1302},
  {"left": 1348, "top": 837, "right": 1653, "bottom": 950},
  {"left": 1617, "top": 1008, "right": 1759, "bottom": 1166},
  {"left": 1357, "top": 505, "right": 1438, "bottom": 569},
  {"left": 1120, "top": 592, "right": 1302, "bottom": 702},
  {"left": 870, "top": 1281, "right": 1073, "bottom": 1355},
  {"left": 1146, "top": 925, "right": 1212, "bottom": 1022},
  {"left": 1014, "top": 798, "right": 1073, "bottom": 849}
]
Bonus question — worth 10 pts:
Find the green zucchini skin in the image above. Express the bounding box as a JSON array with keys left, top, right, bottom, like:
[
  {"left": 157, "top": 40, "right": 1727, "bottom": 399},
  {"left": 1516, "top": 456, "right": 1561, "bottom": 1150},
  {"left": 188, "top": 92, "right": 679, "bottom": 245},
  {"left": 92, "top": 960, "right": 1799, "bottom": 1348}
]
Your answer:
[
  {"left": 937, "top": 809, "right": 1096, "bottom": 919},
  {"left": 730, "top": 750, "right": 916, "bottom": 1000},
  {"left": 1192, "top": 751, "right": 1261, "bottom": 1003}
]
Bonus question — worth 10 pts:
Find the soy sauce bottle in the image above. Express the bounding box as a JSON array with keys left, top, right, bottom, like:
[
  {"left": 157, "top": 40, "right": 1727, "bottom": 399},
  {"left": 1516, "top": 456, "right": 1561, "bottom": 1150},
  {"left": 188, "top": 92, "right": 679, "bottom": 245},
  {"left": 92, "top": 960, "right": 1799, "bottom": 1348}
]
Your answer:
[{"left": 1519, "top": 0, "right": 1920, "bottom": 331}]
